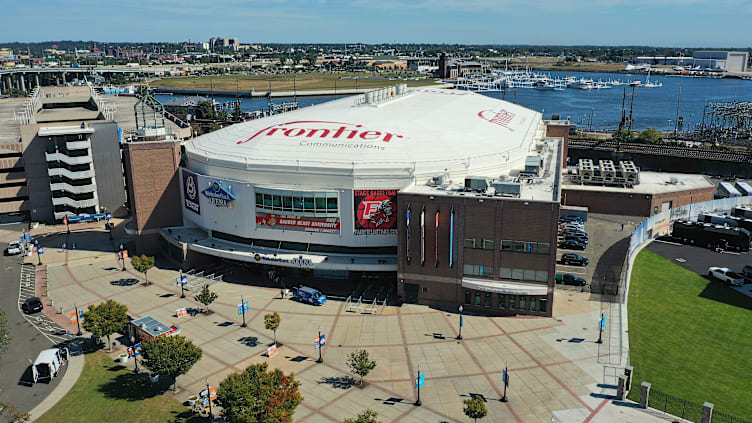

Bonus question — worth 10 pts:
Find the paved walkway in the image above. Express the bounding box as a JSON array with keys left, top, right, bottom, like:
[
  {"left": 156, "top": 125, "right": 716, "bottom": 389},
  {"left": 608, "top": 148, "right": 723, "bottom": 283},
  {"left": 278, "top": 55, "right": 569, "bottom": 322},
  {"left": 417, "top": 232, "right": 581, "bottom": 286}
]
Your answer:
[{"left": 16, "top": 224, "right": 672, "bottom": 423}]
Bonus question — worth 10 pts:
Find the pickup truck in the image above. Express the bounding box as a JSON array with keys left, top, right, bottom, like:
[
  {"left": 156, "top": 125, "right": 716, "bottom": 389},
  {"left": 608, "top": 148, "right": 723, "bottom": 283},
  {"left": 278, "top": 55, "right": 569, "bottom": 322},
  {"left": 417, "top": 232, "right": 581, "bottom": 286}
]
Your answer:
[{"left": 708, "top": 267, "right": 745, "bottom": 286}]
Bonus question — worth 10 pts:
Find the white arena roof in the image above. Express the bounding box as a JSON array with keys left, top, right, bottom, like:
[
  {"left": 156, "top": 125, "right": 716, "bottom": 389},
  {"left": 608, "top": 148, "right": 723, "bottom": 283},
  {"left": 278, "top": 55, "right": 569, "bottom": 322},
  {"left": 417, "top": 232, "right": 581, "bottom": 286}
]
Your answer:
[{"left": 186, "top": 88, "right": 544, "bottom": 179}]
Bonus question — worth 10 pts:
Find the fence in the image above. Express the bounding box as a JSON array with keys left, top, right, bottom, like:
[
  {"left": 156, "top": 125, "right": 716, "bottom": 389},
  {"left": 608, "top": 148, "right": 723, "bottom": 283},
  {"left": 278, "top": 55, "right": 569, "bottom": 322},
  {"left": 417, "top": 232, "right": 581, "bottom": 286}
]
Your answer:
[
  {"left": 712, "top": 410, "right": 752, "bottom": 423},
  {"left": 648, "top": 388, "right": 705, "bottom": 422}
]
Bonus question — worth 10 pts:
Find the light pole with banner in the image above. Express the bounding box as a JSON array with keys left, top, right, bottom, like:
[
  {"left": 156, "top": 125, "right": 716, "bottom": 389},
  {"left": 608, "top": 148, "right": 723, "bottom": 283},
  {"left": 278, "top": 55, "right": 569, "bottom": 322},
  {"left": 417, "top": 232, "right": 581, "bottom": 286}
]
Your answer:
[
  {"left": 73, "top": 303, "right": 82, "bottom": 336},
  {"left": 414, "top": 364, "right": 424, "bottom": 406},
  {"left": 597, "top": 312, "right": 605, "bottom": 344},
  {"left": 37, "top": 246, "right": 44, "bottom": 265},
  {"left": 457, "top": 304, "right": 464, "bottom": 340},
  {"left": 501, "top": 361, "right": 510, "bottom": 402},
  {"left": 178, "top": 269, "right": 186, "bottom": 298},
  {"left": 315, "top": 327, "right": 325, "bottom": 363},
  {"left": 239, "top": 296, "right": 248, "bottom": 327},
  {"left": 130, "top": 335, "right": 140, "bottom": 374}
]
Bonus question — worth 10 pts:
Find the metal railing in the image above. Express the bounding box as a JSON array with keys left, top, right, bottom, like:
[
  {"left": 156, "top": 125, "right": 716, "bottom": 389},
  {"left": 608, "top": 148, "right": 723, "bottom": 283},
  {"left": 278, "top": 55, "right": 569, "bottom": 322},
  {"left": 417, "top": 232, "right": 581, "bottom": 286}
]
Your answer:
[
  {"left": 648, "top": 388, "right": 704, "bottom": 422},
  {"left": 713, "top": 410, "right": 752, "bottom": 423}
]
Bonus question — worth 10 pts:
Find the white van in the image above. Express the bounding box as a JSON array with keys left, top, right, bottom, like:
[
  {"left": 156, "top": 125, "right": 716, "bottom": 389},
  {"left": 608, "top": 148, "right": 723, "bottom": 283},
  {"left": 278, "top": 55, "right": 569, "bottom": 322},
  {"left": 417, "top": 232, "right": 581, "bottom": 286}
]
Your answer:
[{"left": 32, "top": 348, "right": 69, "bottom": 383}]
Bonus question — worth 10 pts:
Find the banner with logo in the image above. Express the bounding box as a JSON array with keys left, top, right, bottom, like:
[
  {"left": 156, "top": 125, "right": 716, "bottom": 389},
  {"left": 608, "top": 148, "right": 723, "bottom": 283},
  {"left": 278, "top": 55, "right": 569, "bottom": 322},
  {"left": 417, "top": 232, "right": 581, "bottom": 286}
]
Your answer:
[
  {"left": 182, "top": 169, "right": 201, "bottom": 215},
  {"left": 353, "top": 189, "right": 398, "bottom": 235},
  {"left": 256, "top": 212, "right": 340, "bottom": 234}
]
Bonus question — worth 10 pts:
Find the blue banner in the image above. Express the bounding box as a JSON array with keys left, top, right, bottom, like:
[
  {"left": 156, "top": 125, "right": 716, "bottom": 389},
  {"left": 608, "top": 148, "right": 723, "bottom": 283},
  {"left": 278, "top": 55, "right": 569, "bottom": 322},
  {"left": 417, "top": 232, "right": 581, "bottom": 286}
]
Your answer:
[
  {"left": 415, "top": 373, "right": 424, "bottom": 388},
  {"left": 599, "top": 315, "right": 606, "bottom": 330},
  {"left": 460, "top": 314, "right": 463, "bottom": 328},
  {"left": 319, "top": 334, "right": 326, "bottom": 347}
]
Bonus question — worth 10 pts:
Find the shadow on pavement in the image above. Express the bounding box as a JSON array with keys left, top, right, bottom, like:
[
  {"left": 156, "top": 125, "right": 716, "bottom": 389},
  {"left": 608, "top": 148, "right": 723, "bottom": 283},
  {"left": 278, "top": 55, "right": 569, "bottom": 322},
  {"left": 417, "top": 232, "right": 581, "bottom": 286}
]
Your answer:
[
  {"left": 589, "top": 236, "right": 631, "bottom": 300},
  {"left": 317, "top": 376, "right": 355, "bottom": 390},
  {"left": 698, "top": 278, "right": 752, "bottom": 310},
  {"left": 98, "top": 371, "right": 172, "bottom": 401},
  {"left": 237, "top": 336, "right": 259, "bottom": 347}
]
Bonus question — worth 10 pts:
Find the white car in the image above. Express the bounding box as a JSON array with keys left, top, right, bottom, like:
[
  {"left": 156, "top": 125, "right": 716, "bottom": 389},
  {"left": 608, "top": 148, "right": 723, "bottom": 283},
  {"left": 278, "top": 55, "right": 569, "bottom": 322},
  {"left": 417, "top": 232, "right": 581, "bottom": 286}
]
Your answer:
[
  {"left": 708, "top": 267, "right": 745, "bottom": 286},
  {"left": 5, "top": 241, "right": 23, "bottom": 256}
]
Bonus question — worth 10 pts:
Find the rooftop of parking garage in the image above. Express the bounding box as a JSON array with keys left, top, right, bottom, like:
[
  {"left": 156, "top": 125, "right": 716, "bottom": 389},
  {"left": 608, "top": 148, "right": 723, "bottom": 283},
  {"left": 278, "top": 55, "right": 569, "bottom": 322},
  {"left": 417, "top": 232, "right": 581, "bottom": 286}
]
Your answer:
[{"left": 562, "top": 171, "right": 714, "bottom": 194}]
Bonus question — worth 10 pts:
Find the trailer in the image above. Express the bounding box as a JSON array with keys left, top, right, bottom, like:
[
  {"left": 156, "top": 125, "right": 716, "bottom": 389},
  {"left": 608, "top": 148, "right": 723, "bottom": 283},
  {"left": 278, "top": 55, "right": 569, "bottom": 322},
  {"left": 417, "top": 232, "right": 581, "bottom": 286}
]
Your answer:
[
  {"left": 733, "top": 207, "right": 752, "bottom": 219},
  {"left": 735, "top": 182, "right": 752, "bottom": 197},
  {"left": 717, "top": 182, "right": 742, "bottom": 198},
  {"left": 32, "top": 348, "right": 69, "bottom": 383}
]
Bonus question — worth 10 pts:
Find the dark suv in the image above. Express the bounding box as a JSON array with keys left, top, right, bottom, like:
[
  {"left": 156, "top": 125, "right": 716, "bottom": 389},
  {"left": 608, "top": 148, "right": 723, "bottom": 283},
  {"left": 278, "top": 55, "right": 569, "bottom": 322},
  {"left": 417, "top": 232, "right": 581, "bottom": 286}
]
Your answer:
[
  {"left": 562, "top": 274, "right": 587, "bottom": 286},
  {"left": 22, "top": 297, "right": 44, "bottom": 314},
  {"left": 561, "top": 253, "right": 589, "bottom": 266},
  {"left": 559, "top": 240, "right": 587, "bottom": 250}
]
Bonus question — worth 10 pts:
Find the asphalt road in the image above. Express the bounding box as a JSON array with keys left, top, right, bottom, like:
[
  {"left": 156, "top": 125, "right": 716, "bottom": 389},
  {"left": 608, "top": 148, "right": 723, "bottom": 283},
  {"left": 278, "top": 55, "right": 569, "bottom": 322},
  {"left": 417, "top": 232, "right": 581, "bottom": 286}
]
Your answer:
[
  {"left": 0, "top": 227, "right": 67, "bottom": 421},
  {"left": 646, "top": 239, "right": 752, "bottom": 277}
]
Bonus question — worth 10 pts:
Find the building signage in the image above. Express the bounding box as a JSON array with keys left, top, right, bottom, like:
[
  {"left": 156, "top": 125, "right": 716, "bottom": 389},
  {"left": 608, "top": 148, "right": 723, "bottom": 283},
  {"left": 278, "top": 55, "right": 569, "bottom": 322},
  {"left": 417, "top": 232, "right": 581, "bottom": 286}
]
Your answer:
[
  {"left": 252, "top": 252, "right": 315, "bottom": 268},
  {"left": 256, "top": 212, "right": 340, "bottom": 234},
  {"left": 182, "top": 169, "right": 201, "bottom": 215},
  {"left": 202, "top": 181, "right": 237, "bottom": 207},
  {"left": 405, "top": 206, "right": 411, "bottom": 263},
  {"left": 236, "top": 120, "right": 404, "bottom": 151},
  {"left": 478, "top": 109, "right": 516, "bottom": 131},
  {"left": 354, "top": 189, "right": 398, "bottom": 235}
]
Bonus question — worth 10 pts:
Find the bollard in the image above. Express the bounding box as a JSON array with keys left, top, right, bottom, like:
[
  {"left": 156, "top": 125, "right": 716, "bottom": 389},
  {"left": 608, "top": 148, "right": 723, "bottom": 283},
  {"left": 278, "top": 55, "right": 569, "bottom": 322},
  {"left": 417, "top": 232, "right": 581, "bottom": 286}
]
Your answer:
[
  {"left": 624, "top": 365, "right": 634, "bottom": 392},
  {"left": 701, "top": 402, "right": 714, "bottom": 423},
  {"left": 639, "top": 382, "right": 651, "bottom": 409},
  {"left": 616, "top": 375, "right": 627, "bottom": 400}
]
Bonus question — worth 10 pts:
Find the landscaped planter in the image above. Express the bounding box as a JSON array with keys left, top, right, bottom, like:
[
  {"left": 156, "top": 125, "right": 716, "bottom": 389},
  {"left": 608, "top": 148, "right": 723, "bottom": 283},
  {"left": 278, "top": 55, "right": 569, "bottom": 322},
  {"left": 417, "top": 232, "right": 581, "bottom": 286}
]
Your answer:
[
  {"left": 117, "top": 353, "right": 129, "bottom": 363},
  {"left": 187, "top": 395, "right": 198, "bottom": 406},
  {"left": 149, "top": 373, "right": 160, "bottom": 383}
]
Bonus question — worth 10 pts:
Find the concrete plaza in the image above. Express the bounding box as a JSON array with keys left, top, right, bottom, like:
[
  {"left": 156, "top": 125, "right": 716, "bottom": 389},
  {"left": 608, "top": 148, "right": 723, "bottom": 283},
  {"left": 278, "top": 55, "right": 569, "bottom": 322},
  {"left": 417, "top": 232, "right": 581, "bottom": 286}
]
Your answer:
[{"left": 9, "top": 222, "right": 667, "bottom": 423}]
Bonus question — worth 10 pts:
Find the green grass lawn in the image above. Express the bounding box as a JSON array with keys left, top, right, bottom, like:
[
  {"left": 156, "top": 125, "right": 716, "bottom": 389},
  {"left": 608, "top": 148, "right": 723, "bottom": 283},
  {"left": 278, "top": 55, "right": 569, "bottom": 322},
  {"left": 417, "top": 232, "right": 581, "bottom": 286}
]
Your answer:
[
  {"left": 627, "top": 249, "right": 752, "bottom": 419},
  {"left": 35, "top": 348, "right": 205, "bottom": 423}
]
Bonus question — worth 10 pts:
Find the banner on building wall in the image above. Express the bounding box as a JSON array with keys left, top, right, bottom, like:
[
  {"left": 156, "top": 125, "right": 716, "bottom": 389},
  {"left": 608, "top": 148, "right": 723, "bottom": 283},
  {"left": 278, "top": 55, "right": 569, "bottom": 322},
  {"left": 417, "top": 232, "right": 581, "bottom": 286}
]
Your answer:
[
  {"left": 449, "top": 207, "right": 454, "bottom": 268},
  {"left": 353, "top": 189, "right": 398, "bottom": 235},
  {"left": 406, "top": 206, "right": 411, "bottom": 263},
  {"left": 420, "top": 206, "right": 425, "bottom": 264},
  {"left": 435, "top": 210, "right": 440, "bottom": 267},
  {"left": 256, "top": 212, "right": 340, "bottom": 234},
  {"left": 182, "top": 169, "right": 201, "bottom": 215}
]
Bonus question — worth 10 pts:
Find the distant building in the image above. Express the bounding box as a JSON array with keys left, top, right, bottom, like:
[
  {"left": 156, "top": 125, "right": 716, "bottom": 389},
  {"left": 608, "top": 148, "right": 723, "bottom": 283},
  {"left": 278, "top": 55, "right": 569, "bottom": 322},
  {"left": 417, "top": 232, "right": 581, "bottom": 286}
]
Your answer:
[
  {"left": 209, "top": 37, "right": 240, "bottom": 51},
  {"left": 635, "top": 51, "right": 748, "bottom": 72},
  {"left": 437, "top": 53, "right": 483, "bottom": 79}
]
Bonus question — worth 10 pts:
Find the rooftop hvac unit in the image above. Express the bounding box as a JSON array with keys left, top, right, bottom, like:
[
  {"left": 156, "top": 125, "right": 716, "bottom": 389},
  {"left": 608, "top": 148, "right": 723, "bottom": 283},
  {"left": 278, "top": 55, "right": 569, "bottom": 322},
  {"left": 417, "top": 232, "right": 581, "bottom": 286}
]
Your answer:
[
  {"left": 525, "top": 156, "right": 543, "bottom": 176},
  {"left": 599, "top": 160, "right": 616, "bottom": 183},
  {"left": 578, "top": 159, "right": 594, "bottom": 181},
  {"left": 428, "top": 174, "right": 446, "bottom": 186},
  {"left": 365, "top": 91, "right": 374, "bottom": 104},
  {"left": 619, "top": 160, "right": 639, "bottom": 185},
  {"left": 492, "top": 181, "right": 521, "bottom": 197},
  {"left": 465, "top": 176, "right": 489, "bottom": 192}
]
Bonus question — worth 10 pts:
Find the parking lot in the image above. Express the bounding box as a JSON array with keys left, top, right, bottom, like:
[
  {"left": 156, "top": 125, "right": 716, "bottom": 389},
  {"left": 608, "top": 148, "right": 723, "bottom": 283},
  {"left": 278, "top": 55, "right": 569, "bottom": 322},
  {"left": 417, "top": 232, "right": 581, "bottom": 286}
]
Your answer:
[
  {"left": 555, "top": 214, "right": 641, "bottom": 294},
  {"left": 646, "top": 240, "right": 752, "bottom": 298}
]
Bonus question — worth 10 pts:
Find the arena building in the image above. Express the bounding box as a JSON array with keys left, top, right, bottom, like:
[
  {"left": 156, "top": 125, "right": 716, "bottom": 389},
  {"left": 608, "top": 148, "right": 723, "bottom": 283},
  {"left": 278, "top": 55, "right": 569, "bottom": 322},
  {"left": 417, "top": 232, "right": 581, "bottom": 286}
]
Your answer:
[{"left": 163, "top": 86, "right": 564, "bottom": 316}]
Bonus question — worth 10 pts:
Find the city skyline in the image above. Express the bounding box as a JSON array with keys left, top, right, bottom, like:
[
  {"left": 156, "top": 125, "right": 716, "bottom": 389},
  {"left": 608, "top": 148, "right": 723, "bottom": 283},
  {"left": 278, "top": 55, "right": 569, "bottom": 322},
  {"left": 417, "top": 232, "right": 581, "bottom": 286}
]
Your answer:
[{"left": 2, "top": 0, "right": 751, "bottom": 47}]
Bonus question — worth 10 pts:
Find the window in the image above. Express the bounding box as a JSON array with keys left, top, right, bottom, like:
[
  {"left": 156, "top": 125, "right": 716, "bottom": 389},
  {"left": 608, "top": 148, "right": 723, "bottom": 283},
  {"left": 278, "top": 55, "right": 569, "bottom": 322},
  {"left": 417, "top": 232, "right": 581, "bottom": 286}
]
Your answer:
[
  {"left": 464, "top": 237, "right": 494, "bottom": 250},
  {"left": 500, "top": 268, "right": 548, "bottom": 282},
  {"left": 465, "top": 290, "right": 471, "bottom": 304},
  {"left": 474, "top": 291, "right": 481, "bottom": 305},
  {"left": 518, "top": 296, "right": 526, "bottom": 310},
  {"left": 464, "top": 264, "right": 493, "bottom": 278},
  {"left": 511, "top": 268, "right": 524, "bottom": 280},
  {"left": 509, "top": 295, "right": 516, "bottom": 309},
  {"left": 499, "top": 267, "right": 511, "bottom": 279},
  {"left": 255, "top": 188, "right": 339, "bottom": 216},
  {"left": 535, "top": 271, "right": 548, "bottom": 283},
  {"left": 484, "top": 293, "right": 492, "bottom": 307},
  {"left": 498, "top": 294, "right": 506, "bottom": 309},
  {"left": 530, "top": 297, "right": 537, "bottom": 312},
  {"left": 500, "top": 240, "right": 550, "bottom": 254},
  {"left": 539, "top": 298, "right": 547, "bottom": 313}
]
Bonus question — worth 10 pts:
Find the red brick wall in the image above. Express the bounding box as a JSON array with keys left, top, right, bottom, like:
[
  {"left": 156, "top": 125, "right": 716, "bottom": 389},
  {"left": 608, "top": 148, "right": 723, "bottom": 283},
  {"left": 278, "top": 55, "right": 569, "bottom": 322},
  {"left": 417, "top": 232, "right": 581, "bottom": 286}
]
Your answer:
[
  {"left": 546, "top": 123, "right": 569, "bottom": 168},
  {"left": 562, "top": 186, "right": 716, "bottom": 217},
  {"left": 122, "top": 140, "right": 182, "bottom": 252}
]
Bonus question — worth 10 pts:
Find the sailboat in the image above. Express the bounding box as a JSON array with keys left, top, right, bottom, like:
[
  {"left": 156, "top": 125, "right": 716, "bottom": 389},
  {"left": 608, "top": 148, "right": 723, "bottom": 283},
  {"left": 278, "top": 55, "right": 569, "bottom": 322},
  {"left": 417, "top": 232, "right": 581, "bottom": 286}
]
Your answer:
[{"left": 642, "top": 69, "right": 663, "bottom": 88}]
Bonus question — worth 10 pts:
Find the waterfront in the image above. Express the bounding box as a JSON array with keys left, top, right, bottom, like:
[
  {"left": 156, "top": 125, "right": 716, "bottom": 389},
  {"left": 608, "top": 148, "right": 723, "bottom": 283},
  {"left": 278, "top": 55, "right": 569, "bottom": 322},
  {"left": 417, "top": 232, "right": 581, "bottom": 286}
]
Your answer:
[{"left": 156, "top": 71, "right": 752, "bottom": 131}]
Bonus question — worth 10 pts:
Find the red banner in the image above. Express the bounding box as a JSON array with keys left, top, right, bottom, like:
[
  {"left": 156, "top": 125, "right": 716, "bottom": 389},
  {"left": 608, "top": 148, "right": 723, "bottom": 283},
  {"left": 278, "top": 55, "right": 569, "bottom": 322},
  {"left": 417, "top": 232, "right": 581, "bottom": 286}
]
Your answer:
[
  {"left": 354, "top": 189, "right": 398, "bottom": 235},
  {"left": 256, "top": 213, "right": 340, "bottom": 234}
]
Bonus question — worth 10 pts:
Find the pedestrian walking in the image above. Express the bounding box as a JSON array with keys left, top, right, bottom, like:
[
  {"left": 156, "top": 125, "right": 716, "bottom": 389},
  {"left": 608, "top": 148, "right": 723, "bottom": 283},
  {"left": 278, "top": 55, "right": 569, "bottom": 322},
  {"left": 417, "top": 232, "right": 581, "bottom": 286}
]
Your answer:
[{"left": 620, "top": 223, "right": 624, "bottom": 231}]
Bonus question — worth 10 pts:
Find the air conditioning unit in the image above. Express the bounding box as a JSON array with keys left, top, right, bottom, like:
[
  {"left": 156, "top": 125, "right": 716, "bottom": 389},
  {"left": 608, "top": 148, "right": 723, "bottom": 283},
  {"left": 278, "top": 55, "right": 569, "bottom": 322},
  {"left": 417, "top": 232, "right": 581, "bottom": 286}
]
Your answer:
[
  {"left": 619, "top": 160, "right": 639, "bottom": 185},
  {"left": 599, "top": 160, "right": 616, "bottom": 183},
  {"left": 578, "top": 159, "right": 594, "bottom": 181}
]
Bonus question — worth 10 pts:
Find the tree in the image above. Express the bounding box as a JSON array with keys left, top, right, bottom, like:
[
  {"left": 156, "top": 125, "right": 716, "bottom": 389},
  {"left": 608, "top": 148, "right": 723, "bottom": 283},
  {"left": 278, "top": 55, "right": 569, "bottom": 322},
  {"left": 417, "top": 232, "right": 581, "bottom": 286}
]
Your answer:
[
  {"left": 194, "top": 284, "right": 218, "bottom": 313},
  {"left": 217, "top": 362, "right": 302, "bottom": 423},
  {"left": 264, "top": 312, "right": 280, "bottom": 345},
  {"left": 344, "top": 410, "right": 381, "bottom": 423},
  {"left": 0, "top": 311, "right": 10, "bottom": 357},
  {"left": 140, "top": 335, "right": 202, "bottom": 391},
  {"left": 346, "top": 350, "right": 376, "bottom": 386},
  {"left": 130, "top": 254, "right": 155, "bottom": 286},
  {"left": 463, "top": 397, "right": 487, "bottom": 422},
  {"left": 82, "top": 300, "right": 129, "bottom": 351},
  {"left": 635, "top": 127, "right": 662, "bottom": 144},
  {"left": 196, "top": 101, "right": 214, "bottom": 119}
]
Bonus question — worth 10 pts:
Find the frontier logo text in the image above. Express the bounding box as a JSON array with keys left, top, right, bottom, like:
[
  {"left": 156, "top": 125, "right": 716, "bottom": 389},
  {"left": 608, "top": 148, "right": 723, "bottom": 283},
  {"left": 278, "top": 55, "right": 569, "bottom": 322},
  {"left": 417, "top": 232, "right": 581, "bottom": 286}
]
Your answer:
[{"left": 237, "top": 121, "right": 403, "bottom": 150}]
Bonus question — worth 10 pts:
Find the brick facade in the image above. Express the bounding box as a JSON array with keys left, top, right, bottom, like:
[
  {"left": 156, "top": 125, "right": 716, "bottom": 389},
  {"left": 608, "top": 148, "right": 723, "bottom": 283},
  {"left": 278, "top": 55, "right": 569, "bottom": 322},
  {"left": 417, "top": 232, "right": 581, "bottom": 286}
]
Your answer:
[{"left": 562, "top": 186, "right": 715, "bottom": 217}]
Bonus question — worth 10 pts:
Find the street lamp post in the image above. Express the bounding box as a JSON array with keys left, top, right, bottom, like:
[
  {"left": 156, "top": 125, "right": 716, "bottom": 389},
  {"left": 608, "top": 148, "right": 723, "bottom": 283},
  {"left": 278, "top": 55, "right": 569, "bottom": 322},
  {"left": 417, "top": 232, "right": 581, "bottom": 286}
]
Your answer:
[
  {"left": 501, "top": 361, "right": 509, "bottom": 402},
  {"left": 316, "top": 326, "right": 323, "bottom": 364},
  {"left": 241, "top": 296, "right": 247, "bottom": 328},
  {"left": 414, "top": 364, "right": 422, "bottom": 406},
  {"left": 205, "top": 378, "right": 213, "bottom": 419},
  {"left": 74, "top": 303, "right": 82, "bottom": 336},
  {"left": 130, "top": 335, "right": 139, "bottom": 374},
  {"left": 179, "top": 268, "right": 185, "bottom": 298},
  {"left": 457, "top": 305, "right": 464, "bottom": 340},
  {"left": 597, "top": 312, "right": 604, "bottom": 344}
]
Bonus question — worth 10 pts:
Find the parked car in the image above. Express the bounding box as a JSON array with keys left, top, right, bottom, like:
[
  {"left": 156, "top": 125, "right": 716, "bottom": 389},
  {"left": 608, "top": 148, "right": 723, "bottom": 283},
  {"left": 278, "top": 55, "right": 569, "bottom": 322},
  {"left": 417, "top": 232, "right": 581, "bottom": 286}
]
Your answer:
[
  {"left": 564, "top": 234, "right": 589, "bottom": 244},
  {"left": 292, "top": 286, "right": 327, "bottom": 305},
  {"left": 560, "top": 216, "right": 583, "bottom": 223},
  {"left": 560, "top": 224, "right": 585, "bottom": 232},
  {"left": 32, "top": 348, "right": 69, "bottom": 383},
  {"left": 561, "top": 253, "right": 589, "bottom": 266},
  {"left": 561, "top": 229, "right": 588, "bottom": 237},
  {"left": 557, "top": 273, "right": 587, "bottom": 286},
  {"left": 22, "top": 297, "right": 44, "bottom": 314},
  {"left": 707, "top": 267, "right": 745, "bottom": 286},
  {"left": 559, "top": 240, "right": 586, "bottom": 250},
  {"left": 743, "top": 264, "right": 752, "bottom": 282},
  {"left": 5, "top": 241, "right": 23, "bottom": 256}
]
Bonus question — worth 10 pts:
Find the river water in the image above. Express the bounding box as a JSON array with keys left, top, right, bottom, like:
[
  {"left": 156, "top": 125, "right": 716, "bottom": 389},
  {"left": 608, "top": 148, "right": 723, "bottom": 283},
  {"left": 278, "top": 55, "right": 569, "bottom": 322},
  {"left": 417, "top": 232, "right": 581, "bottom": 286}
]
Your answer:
[{"left": 156, "top": 71, "right": 752, "bottom": 131}]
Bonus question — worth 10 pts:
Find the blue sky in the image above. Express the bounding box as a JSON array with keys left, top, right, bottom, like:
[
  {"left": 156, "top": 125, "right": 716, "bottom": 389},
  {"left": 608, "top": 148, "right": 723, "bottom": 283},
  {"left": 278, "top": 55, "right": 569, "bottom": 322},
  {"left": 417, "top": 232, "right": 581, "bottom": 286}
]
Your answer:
[{"left": 2, "top": 0, "right": 750, "bottom": 46}]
